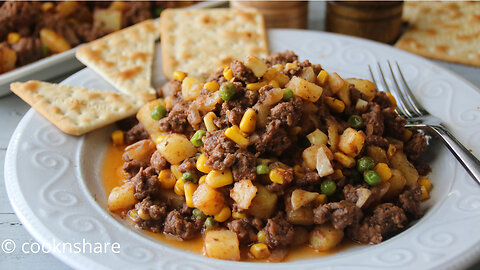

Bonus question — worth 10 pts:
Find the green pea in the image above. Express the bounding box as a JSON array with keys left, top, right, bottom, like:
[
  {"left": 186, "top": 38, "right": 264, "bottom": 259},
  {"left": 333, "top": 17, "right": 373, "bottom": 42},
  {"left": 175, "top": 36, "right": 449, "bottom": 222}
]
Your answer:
[
  {"left": 153, "top": 7, "right": 163, "bottom": 17},
  {"left": 193, "top": 209, "right": 206, "bottom": 219},
  {"left": 256, "top": 164, "right": 270, "bottom": 175},
  {"left": 321, "top": 180, "right": 336, "bottom": 196},
  {"left": 41, "top": 45, "right": 49, "bottom": 57},
  {"left": 205, "top": 217, "right": 218, "bottom": 229},
  {"left": 194, "top": 153, "right": 201, "bottom": 157},
  {"left": 151, "top": 105, "right": 167, "bottom": 120},
  {"left": 219, "top": 82, "right": 236, "bottom": 101},
  {"left": 364, "top": 170, "right": 382, "bottom": 186},
  {"left": 348, "top": 115, "right": 364, "bottom": 129},
  {"left": 190, "top": 129, "right": 206, "bottom": 147},
  {"left": 357, "top": 156, "right": 375, "bottom": 173},
  {"left": 282, "top": 88, "right": 294, "bottom": 101},
  {"left": 182, "top": 172, "right": 194, "bottom": 182}
]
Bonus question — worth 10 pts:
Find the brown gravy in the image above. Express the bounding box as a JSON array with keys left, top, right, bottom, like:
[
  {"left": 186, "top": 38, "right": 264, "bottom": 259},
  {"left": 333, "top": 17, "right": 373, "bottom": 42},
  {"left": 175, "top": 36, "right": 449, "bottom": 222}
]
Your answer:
[{"left": 101, "top": 143, "right": 358, "bottom": 262}]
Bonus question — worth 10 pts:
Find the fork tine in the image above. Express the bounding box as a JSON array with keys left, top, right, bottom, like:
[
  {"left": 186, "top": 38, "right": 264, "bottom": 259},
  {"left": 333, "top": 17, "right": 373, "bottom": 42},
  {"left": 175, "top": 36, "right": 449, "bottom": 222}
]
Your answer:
[
  {"left": 376, "top": 62, "right": 411, "bottom": 118},
  {"left": 386, "top": 61, "right": 419, "bottom": 118},
  {"left": 395, "top": 61, "right": 428, "bottom": 116}
]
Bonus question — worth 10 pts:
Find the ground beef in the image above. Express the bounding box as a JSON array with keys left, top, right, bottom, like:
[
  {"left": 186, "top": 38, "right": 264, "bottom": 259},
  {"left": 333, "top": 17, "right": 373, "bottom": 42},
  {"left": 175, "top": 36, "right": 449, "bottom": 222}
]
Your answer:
[
  {"left": 158, "top": 80, "right": 181, "bottom": 98},
  {"left": 265, "top": 50, "right": 298, "bottom": 66},
  {"left": 121, "top": 1, "right": 152, "bottom": 27},
  {"left": 135, "top": 198, "right": 168, "bottom": 221},
  {"left": 116, "top": 116, "right": 138, "bottom": 131},
  {"left": 382, "top": 107, "right": 406, "bottom": 137},
  {"left": 123, "top": 159, "right": 146, "bottom": 178},
  {"left": 404, "top": 132, "right": 427, "bottom": 161},
  {"left": 313, "top": 200, "right": 363, "bottom": 230},
  {"left": 0, "top": 2, "right": 41, "bottom": 40},
  {"left": 365, "top": 135, "right": 389, "bottom": 149},
  {"left": 202, "top": 130, "right": 237, "bottom": 171},
  {"left": 416, "top": 164, "right": 432, "bottom": 176},
  {"left": 178, "top": 157, "right": 197, "bottom": 175},
  {"left": 348, "top": 203, "right": 407, "bottom": 244},
  {"left": 206, "top": 67, "right": 227, "bottom": 85},
  {"left": 230, "top": 60, "right": 257, "bottom": 84},
  {"left": 131, "top": 167, "right": 161, "bottom": 201},
  {"left": 296, "top": 170, "right": 321, "bottom": 186},
  {"left": 270, "top": 97, "right": 303, "bottom": 127},
  {"left": 221, "top": 100, "right": 246, "bottom": 126},
  {"left": 124, "top": 123, "right": 149, "bottom": 145},
  {"left": 159, "top": 101, "right": 191, "bottom": 133},
  {"left": 163, "top": 210, "right": 202, "bottom": 240},
  {"left": 10, "top": 37, "right": 42, "bottom": 66},
  {"left": 150, "top": 150, "right": 168, "bottom": 172},
  {"left": 227, "top": 219, "right": 257, "bottom": 244},
  {"left": 263, "top": 212, "right": 295, "bottom": 248},
  {"left": 253, "top": 119, "right": 292, "bottom": 155},
  {"left": 398, "top": 186, "right": 423, "bottom": 218},
  {"left": 362, "top": 103, "right": 384, "bottom": 136},
  {"left": 74, "top": 22, "right": 111, "bottom": 43},
  {"left": 373, "top": 91, "right": 392, "bottom": 109},
  {"left": 231, "top": 149, "right": 256, "bottom": 181},
  {"left": 36, "top": 14, "right": 81, "bottom": 46}
]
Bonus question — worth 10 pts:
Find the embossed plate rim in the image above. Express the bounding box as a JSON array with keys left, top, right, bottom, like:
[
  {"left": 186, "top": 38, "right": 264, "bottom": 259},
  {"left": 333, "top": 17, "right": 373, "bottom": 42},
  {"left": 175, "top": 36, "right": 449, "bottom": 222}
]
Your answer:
[{"left": 5, "top": 29, "right": 480, "bottom": 270}]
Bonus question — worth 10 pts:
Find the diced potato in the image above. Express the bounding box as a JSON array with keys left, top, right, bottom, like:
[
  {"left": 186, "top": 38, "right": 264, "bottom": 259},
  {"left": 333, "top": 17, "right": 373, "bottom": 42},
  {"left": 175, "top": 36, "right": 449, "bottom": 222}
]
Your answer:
[
  {"left": 383, "top": 169, "right": 407, "bottom": 200},
  {"left": 327, "top": 123, "right": 339, "bottom": 151},
  {"left": 157, "top": 133, "right": 196, "bottom": 165},
  {"left": 230, "top": 180, "right": 257, "bottom": 210},
  {"left": 367, "top": 146, "right": 389, "bottom": 164},
  {"left": 302, "top": 145, "right": 321, "bottom": 170},
  {"left": 291, "top": 189, "right": 319, "bottom": 210},
  {"left": 355, "top": 188, "right": 372, "bottom": 208},
  {"left": 309, "top": 224, "right": 344, "bottom": 251},
  {"left": 317, "top": 146, "right": 334, "bottom": 177},
  {"left": 123, "top": 139, "right": 156, "bottom": 163},
  {"left": 336, "top": 82, "right": 351, "bottom": 106},
  {"left": 285, "top": 76, "right": 323, "bottom": 102},
  {"left": 300, "top": 66, "right": 316, "bottom": 83},
  {"left": 181, "top": 77, "right": 203, "bottom": 101},
  {"left": 247, "top": 185, "right": 277, "bottom": 219},
  {"left": 204, "top": 230, "right": 240, "bottom": 261},
  {"left": 40, "top": 28, "right": 71, "bottom": 54},
  {"left": 389, "top": 151, "right": 419, "bottom": 186},
  {"left": 195, "top": 90, "right": 222, "bottom": 114},
  {"left": 245, "top": 55, "right": 268, "bottom": 77},
  {"left": 109, "top": 1, "right": 129, "bottom": 11},
  {"left": 285, "top": 193, "right": 314, "bottom": 225},
  {"left": 136, "top": 99, "right": 165, "bottom": 142},
  {"left": 346, "top": 78, "right": 377, "bottom": 101},
  {"left": 0, "top": 47, "right": 17, "bottom": 73},
  {"left": 333, "top": 152, "right": 356, "bottom": 168},
  {"left": 158, "top": 189, "right": 185, "bottom": 209},
  {"left": 94, "top": 9, "right": 122, "bottom": 31},
  {"left": 192, "top": 183, "right": 225, "bottom": 215},
  {"left": 108, "top": 182, "right": 137, "bottom": 211},
  {"left": 327, "top": 72, "right": 345, "bottom": 94},
  {"left": 338, "top": 128, "right": 366, "bottom": 157},
  {"left": 253, "top": 87, "right": 283, "bottom": 127},
  {"left": 262, "top": 68, "right": 290, "bottom": 87},
  {"left": 292, "top": 226, "right": 310, "bottom": 246},
  {"left": 307, "top": 129, "right": 328, "bottom": 146},
  {"left": 355, "top": 98, "right": 369, "bottom": 112}
]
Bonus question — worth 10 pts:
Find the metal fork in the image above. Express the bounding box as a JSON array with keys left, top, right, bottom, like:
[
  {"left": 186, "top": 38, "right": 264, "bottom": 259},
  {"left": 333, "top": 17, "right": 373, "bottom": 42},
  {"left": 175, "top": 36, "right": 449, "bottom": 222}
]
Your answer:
[{"left": 369, "top": 61, "right": 480, "bottom": 185}]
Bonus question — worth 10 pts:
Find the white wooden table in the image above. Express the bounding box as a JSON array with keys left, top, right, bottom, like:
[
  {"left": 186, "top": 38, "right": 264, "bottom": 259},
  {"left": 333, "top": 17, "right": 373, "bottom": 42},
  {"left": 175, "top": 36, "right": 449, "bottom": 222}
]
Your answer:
[{"left": 1, "top": 2, "right": 480, "bottom": 269}]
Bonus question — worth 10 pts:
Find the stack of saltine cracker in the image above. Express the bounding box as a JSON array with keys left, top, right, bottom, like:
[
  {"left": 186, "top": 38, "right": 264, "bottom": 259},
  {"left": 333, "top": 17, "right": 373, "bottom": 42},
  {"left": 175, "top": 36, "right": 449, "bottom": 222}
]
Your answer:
[{"left": 396, "top": 1, "right": 480, "bottom": 67}]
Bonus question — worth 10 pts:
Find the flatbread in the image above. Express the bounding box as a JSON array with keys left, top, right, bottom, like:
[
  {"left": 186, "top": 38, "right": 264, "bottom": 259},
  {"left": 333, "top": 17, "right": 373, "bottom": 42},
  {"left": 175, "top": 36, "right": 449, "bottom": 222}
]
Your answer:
[
  {"left": 160, "top": 8, "right": 269, "bottom": 79},
  {"left": 76, "top": 19, "right": 161, "bottom": 102},
  {"left": 396, "top": 1, "right": 480, "bottom": 67},
  {"left": 10, "top": 81, "right": 143, "bottom": 136}
]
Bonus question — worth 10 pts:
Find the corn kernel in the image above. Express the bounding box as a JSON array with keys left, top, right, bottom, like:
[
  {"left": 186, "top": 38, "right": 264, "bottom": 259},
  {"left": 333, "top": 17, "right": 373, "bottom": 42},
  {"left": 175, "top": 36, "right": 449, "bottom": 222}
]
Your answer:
[
  {"left": 195, "top": 175, "right": 205, "bottom": 185},
  {"left": 402, "top": 129, "right": 413, "bottom": 142},
  {"left": 214, "top": 206, "right": 231, "bottom": 222},
  {"left": 171, "top": 165, "right": 183, "bottom": 180},
  {"left": 239, "top": 108, "right": 257, "bottom": 134},
  {"left": 41, "top": 2, "right": 54, "bottom": 12},
  {"left": 418, "top": 177, "right": 432, "bottom": 192},
  {"left": 324, "top": 96, "right": 345, "bottom": 113},
  {"left": 204, "top": 81, "right": 220, "bottom": 92},
  {"left": 250, "top": 243, "right": 270, "bottom": 259},
  {"left": 246, "top": 81, "right": 267, "bottom": 91},
  {"left": 128, "top": 209, "right": 138, "bottom": 219},
  {"left": 316, "top": 194, "right": 328, "bottom": 205},
  {"left": 223, "top": 67, "right": 233, "bottom": 81},
  {"left": 317, "top": 70, "right": 329, "bottom": 85},
  {"left": 307, "top": 129, "right": 328, "bottom": 145},
  {"left": 387, "top": 144, "right": 397, "bottom": 158},
  {"left": 232, "top": 211, "right": 246, "bottom": 219},
  {"left": 138, "top": 209, "right": 150, "bottom": 220},
  {"left": 184, "top": 182, "right": 198, "bottom": 208},
  {"left": 196, "top": 154, "right": 212, "bottom": 174},
  {"left": 269, "top": 168, "right": 286, "bottom": 184},
  {"left": 174, "top": 179, "right": 185, "bottom": 195},
  {"left": 333, "top": 152, "right": 356, "bottom": 168},
  {"left": 204, "top": 112, "right": 217, "bottom": 132},
  {"left": 158, "top": 169, "right": 176, "bottom": 189},
  {"left": 374, "top": 163, "right": 392, "bottom": 182},
  {"left": 257, "top": 231, "right": 266, "bottom": 243},
  {"left": 7, "top": 32, "right": 20, "bottom": 44},
  {"left": 155, "top": 135, "right": 165, "bottom": 145},
  {"left": 420, "top": 185, "right": 430, "bottom": 201},
  {"left": 111, "top": 130, "right": 124, "bottom": 145},
  {"left": 269, "top": 80, "right": 280, "bottom": 88},
  {"left": 293, "top": 165, "right": 304, "bottom": 178},
  {"left": 385, "top": 92, "right": 397, "bottom": 110},
  {"left": 206, "top": 169, "right": 233, "bottom": 188},
  {"left": 334, "top": 169, "right": 344, "bottom": 178},
  {"left": 285, "top": 62, "right": 298, "bottom": 72},
  {"left": 224, "top": 125, "right": 249, "bottom": 147},
  {"left": 173, "top": 70, "right": 187, "bottom": 81}
]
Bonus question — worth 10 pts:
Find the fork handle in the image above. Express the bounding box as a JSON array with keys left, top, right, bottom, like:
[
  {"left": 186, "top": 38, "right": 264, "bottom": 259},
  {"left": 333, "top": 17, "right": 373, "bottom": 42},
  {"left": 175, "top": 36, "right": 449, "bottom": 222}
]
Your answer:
[{"left": 429, "top": 125, "right": 480, "bottom": 185}]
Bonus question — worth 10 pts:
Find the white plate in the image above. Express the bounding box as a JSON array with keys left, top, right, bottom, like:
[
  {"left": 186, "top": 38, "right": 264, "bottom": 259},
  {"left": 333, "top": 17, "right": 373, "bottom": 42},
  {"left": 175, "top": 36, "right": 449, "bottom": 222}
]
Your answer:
[
  {"left": 0, "top": 1, "right": 226, "bottom": 97},
  {"left": 5, "top": 29, "right": 480, "bottom": 270}
]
